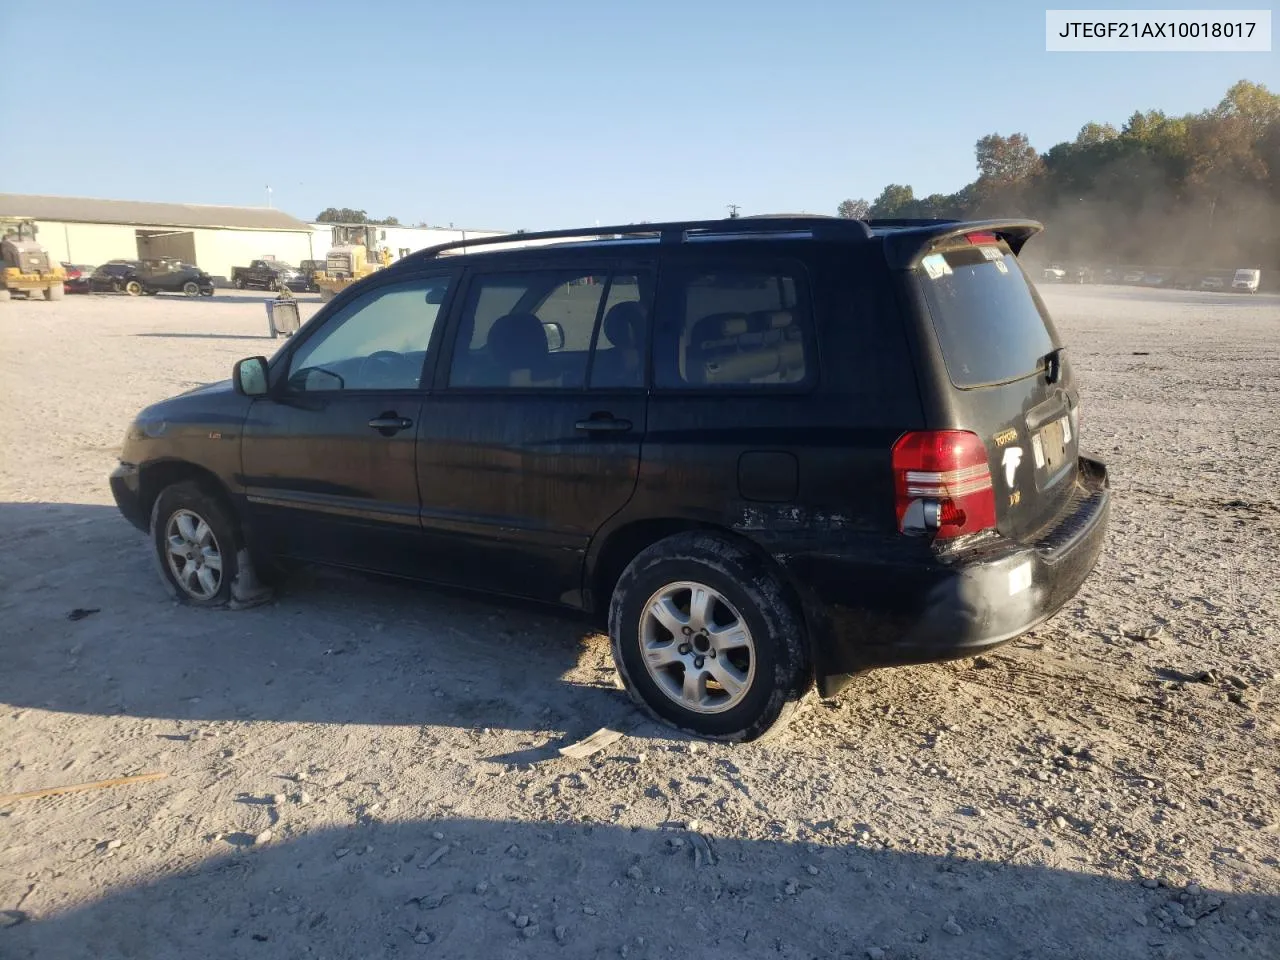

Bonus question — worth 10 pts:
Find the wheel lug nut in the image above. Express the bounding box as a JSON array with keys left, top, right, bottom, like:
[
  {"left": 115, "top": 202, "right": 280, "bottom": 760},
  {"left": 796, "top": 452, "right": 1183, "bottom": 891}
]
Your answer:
[
  {"left": 694, "top": 656, "right": 705, "bottom": 669},
  {"left": 681, "top": 626, "right": 693, "bottom": 636}
]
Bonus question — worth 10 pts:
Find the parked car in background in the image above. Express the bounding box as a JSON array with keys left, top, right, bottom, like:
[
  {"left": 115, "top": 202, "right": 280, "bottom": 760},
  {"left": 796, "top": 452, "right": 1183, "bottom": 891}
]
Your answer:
[
  {"left": 89, "top": 260, "right": 142, "bottom": 293},
  {"left": 1200, "top": 276, "right": 1225, "bottom": 290},
  {"left": 231, "top": 260, "right": 302, "bottom": 291},
  {"left": 1042, "top": 265, "right": 1067, "bottom": 282},
  {"left": 109, "top": 216, "right": 1111, "bottom": 741},
  {"left": 127, "top": 259, "right": 215, "bottom": 297},
  {"left": 61, "top": 263, "right": 95, "bottom": 293},
  {"left": 1232, "top": 268, "right": 1261, "bottom": 293},
  {"left": 298, "top": 260, "right": 325, "bottom": 292}
]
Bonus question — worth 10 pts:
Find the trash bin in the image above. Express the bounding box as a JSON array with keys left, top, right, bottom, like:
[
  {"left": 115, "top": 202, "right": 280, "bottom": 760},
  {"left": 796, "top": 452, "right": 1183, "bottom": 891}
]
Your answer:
[{"left": 265, "top": 298, "right": 300, "bottom": 338}]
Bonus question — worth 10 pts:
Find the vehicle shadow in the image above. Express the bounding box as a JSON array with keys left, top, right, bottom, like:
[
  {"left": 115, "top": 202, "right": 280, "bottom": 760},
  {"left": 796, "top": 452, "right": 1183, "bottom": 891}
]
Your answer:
[
  {"left": 0, "top": 502, "right": 635, "bottom": 737},
  {"left": 5, "top": 816, "right": 1276, "bottom": 960}
]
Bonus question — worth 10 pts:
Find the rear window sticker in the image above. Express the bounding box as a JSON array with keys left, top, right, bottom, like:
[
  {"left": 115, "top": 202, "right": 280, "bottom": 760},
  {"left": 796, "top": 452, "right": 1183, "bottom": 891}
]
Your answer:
[{"left": 921, "top": 253, "right": 953, "bottom": 280}]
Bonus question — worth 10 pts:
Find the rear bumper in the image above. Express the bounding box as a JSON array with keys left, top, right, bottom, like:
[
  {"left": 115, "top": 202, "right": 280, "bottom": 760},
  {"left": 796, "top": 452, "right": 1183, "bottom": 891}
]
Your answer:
[
  {"left": 110, "top": 462, "right": 148, "bottom": 532},
  {"left": 790, "top": 457, "right": 1110, "bottom": 694}
]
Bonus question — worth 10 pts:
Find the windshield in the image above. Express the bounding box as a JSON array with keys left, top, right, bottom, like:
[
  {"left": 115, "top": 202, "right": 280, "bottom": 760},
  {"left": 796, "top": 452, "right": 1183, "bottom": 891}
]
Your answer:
[{"left": 915, "top": 244, "right": 1058, "bottom": 389}]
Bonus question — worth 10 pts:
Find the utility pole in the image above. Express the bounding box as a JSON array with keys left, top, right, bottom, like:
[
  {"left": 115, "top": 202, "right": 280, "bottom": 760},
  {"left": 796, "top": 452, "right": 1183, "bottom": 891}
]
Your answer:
[
  {"left": 265, "top": 185, "right": 273, "bottom": 209},
  {"left": 726, "top": 204, "right": 740, "bottom": 219}
]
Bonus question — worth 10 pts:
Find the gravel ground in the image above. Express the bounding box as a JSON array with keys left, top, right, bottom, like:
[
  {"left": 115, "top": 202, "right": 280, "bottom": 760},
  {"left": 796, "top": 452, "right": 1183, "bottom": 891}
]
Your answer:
[{"left": 1, "top": 285, "right": 1278, "bottom": 960}]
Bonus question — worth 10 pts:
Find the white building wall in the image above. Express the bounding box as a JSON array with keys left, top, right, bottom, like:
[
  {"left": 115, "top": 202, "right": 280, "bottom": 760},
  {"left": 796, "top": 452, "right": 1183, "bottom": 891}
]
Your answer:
[
  {"left": 308, "top": 224, "right": 508, "bottom": 264},
  {"left": 191, "top": 229, "right": 317, "bottom": 280},
  {"left": 35, "top": 221, "right": 137, "bottom": 267},
  {"left": 30, "top": 220, "right": 316, "bottom": 280}
]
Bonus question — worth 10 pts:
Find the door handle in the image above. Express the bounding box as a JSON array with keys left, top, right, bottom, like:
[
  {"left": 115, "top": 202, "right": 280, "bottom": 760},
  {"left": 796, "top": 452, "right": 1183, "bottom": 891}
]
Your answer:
[
  {"left": 575, "top": 416, "right": 632, "bottom": 433},
  {"left": 368, "top": 415, "right": 413, "bottom": 434}
]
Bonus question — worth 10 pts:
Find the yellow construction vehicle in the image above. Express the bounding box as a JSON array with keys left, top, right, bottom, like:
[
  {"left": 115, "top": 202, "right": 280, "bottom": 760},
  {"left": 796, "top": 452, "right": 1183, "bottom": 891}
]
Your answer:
[
  {"left": 1, "top": 218, "right": 66, "bottom": 301},
  {"left": 314, "top": 224, "right": 393, "bottom": 301}
]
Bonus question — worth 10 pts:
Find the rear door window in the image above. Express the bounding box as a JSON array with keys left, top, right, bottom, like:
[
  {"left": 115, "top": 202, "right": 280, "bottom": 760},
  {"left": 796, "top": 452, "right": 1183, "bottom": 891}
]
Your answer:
[
  {"left": 654, "top": 264, "right": 812, "bottom": 388},
  {"left": 915, "top": 244, "right": 1057, "bottom": 388}
]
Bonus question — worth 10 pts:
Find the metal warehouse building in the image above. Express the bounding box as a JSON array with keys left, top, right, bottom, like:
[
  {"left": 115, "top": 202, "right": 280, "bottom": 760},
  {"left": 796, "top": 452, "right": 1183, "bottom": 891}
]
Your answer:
[{"left": 0, "top": 194, "right": 319, "bottom": 283}]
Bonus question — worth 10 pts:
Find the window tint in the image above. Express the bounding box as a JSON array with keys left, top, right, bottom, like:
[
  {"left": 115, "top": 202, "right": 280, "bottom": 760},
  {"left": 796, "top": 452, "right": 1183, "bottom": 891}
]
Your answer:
[
  {"left": 286, "top": 276, "right": 450, "bottom": 392},
  {"left": 916, "top": 246, "right": 1056, "bottom": 388},
  {"left": 449, "top": 271, "right": 606, "bottom": 389},
  {"left": 655, "top": 267, "right": 810, "bottom": 388}
]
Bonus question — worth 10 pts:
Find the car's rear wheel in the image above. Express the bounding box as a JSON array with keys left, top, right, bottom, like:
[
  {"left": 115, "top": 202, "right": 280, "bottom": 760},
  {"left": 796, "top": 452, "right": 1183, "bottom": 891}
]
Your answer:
[
  {"left": 182, "top": 281, "right": 200, "bottom": 297},
  {"left": 45, "top": 282, "right": 65, "bottom": 300},
  {"left": 609, "top": 531, "right": 810, "bottom": 741},
  {"left": 124, "top": 279, "right": 143, "bottom": 296},
  {"left": 150, "top": 482, "right": 241, "bottom": 607}
]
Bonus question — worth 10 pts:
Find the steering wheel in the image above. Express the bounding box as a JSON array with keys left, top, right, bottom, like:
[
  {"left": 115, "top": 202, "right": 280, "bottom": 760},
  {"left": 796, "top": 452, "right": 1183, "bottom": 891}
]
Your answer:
[{"left": 357, "top": 350, "right": 414, "bottom": 387}]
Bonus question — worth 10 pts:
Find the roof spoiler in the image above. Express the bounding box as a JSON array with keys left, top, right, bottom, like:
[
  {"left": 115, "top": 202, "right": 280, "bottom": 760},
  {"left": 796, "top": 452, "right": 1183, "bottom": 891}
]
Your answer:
[{"left": 880, "top": 219, "right": 1044, "bottom": 269}]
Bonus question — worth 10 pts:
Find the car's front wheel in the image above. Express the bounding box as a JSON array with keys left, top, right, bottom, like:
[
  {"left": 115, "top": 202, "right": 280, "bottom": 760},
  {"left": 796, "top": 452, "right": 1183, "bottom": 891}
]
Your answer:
[
  {"left": 124, "top": 280, "right": 143, "bottom": 296},
  {"left": 609, "top": 532, "right": 810, "bottom": 742},
  {"left": 182, "top": 281, "right": 200, "bottom": 297},
  {"left": 151, "top": 482, "right": 242, "bottom": 607}
]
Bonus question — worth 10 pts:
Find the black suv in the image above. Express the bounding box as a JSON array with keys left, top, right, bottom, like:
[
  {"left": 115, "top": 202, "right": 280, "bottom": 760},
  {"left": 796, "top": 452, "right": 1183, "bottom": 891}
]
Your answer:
[{"left": 110, "top": 217, "right": 1110, "bottom": 741}]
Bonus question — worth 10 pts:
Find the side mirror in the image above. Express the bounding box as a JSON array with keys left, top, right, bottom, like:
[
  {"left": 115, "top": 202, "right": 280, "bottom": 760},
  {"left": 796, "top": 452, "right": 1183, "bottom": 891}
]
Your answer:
[
  {"left": 542, "top": 321, "right": 566, "bottom": 352},
  {"left": 233, "top": 356, "right": 270, "bottom": 396}
]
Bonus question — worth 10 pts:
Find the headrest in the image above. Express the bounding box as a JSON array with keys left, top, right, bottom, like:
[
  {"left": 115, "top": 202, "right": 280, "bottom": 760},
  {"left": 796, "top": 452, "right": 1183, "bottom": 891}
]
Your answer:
[
  {"left": 745, "top": 309, "right": 793, "bottom": 331},
  {"left": 486, "top": 312, "right": 549, "bottom": 369},
  {"left": 692, "top": 313, "right": 748, "bottom": 344},
  {"left": 603, "top": 301, "right": 644, "bottom": 347}
]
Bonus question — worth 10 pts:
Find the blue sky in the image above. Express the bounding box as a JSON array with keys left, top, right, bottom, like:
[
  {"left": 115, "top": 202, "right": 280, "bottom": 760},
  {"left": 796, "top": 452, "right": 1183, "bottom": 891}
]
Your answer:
[{"left": 3, "top": 0, "right": 1275, "bottom": 229}]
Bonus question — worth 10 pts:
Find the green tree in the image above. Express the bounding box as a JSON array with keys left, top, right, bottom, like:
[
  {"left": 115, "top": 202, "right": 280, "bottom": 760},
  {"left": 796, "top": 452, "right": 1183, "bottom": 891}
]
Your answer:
[
  {"left": 869, "top": 184, "right": 916, "bottom": 218},
  {"left": 316, "top": 207, "right": 368, "bottom": 223},
  {"left": 974, "top": 133, "right": 1043, "bottom": 183},
  {"left": 836, "top": 198, "right": 870, "bottom": 219}
]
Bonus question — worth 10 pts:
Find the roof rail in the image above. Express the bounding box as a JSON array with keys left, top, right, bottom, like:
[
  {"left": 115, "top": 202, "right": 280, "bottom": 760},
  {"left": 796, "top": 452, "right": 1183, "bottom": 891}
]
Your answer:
[{"left": 410, "top": 217, "right": 874, "bottom": 261}]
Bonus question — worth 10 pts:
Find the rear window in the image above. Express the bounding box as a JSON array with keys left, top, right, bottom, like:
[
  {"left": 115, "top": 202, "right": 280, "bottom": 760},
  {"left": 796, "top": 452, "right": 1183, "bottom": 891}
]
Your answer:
[{"left": 916, "top": 245, "right": 1056, "bottom": 388}]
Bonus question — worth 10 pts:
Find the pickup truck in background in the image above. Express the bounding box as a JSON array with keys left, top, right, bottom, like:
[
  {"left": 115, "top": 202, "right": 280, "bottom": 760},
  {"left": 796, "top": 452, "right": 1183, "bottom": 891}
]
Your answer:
[{"left": 230, "top": 260, "right": 304, "bottom": 291}]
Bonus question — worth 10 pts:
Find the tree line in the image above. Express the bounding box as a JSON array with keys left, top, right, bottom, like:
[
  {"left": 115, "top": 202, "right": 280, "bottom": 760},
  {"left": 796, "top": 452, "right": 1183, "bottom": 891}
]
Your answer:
[
  {"left": 315, "top": 208, "right": 403, "bottom": 226},
  {"left": 838, "top": 80, "right": 1280, "bottom": 268}
]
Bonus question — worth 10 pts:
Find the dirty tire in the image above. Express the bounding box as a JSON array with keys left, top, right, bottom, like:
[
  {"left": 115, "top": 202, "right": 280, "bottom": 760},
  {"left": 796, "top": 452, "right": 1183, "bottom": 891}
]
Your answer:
[
  {"left": 609, "top": 531, "right": 810, "bottom": 742},
  {"left": 45, "top": 283, "right": 64, "bottom": 301},
  {"left": 124, "top": 279, "right": 143, "bottom": 297},
  {"left": 150, "top": 481, "right": 241, "bottom": 608},
  {"left": 182, "top": 281, "right": 200, "bottom": 297}
]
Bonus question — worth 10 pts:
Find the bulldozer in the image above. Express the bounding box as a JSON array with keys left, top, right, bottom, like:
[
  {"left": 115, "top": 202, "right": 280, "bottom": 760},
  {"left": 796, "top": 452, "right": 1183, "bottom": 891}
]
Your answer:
[
  {"left": 314, "top": 224, "right": 392, "bottom": 301},
  {"left": 1, "top": 218, "right": 65, "bottom": 301}
]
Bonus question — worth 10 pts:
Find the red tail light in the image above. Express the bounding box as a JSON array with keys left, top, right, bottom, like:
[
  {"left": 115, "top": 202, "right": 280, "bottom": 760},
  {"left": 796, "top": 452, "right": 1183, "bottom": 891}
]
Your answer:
[
  {"left": 964, "top": 231, "right": 998, "bottom": 246},
  {"left": 892, "top": 430, "right": 997, "bottom": 539}
]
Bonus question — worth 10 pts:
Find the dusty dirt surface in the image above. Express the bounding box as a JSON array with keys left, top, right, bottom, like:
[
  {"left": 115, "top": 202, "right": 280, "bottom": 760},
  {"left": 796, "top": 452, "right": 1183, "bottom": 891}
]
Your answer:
[{"left": 1, "top": 286, "right": 1278, "bottom": 960}]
